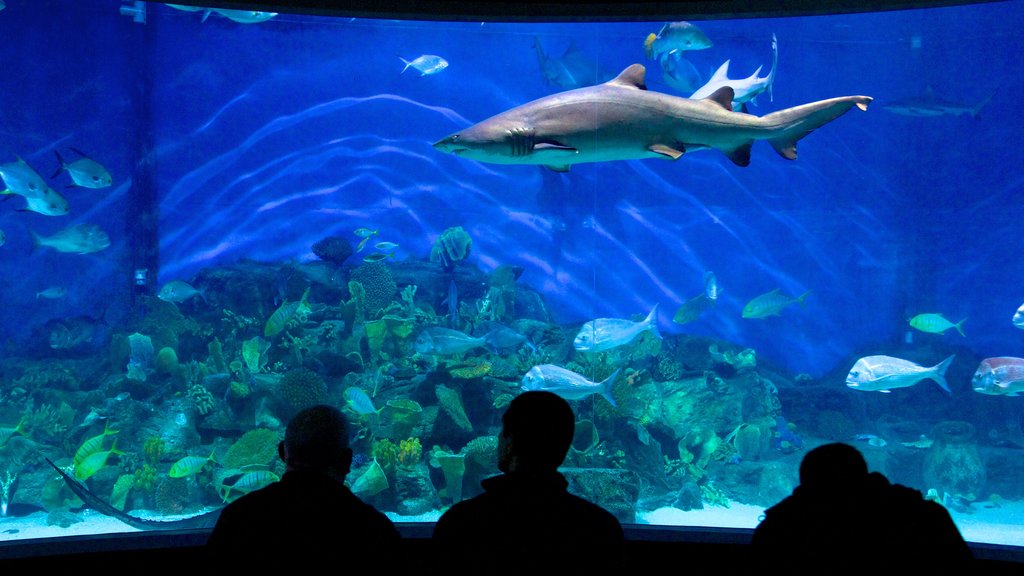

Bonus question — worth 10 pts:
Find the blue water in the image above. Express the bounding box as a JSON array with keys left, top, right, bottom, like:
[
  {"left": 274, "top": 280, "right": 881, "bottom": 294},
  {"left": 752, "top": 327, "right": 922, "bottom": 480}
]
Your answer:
[
  {"left": 0, "top": 0, "right": 1023, "bottom": 547},
  {"left": 3, "top": 1, "right": 1019, "bottom": 378}
]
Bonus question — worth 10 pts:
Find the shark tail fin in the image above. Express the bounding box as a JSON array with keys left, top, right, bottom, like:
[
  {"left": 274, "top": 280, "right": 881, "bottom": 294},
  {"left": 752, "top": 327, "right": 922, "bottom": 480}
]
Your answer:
[
  {"left": 764, "top": 96, "right": 872, "bottom": 160},
  {"left": 971, "top": 89, "right": 996, "bottom": 119},
  {"left": 767, "top": 33, "right": 778, "bottom": 102}
]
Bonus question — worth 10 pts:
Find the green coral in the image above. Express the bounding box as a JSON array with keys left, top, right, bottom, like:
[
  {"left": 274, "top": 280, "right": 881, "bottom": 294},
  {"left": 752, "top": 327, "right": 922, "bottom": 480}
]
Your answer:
[
  {"left": 223, "top": 428, "right": 284, "bottom": 470},
  {"left": 397, "top": 438, "right": 423, "bottom": 468},
  {"left": 463, "top": 435, "right": 499, "bottom": 470},
  {"left": 350, "top": 262, "right": 397, "bottom": 318},
  {"left": 143, "top": 437, "right": 165, "bottom": 466},
  {"left": 133, "top": 463, "right": 157, "bottom": 492},
  {"left": 187, "top": 384, "right": 215, "bottom": 415},
  {"left": 228, "top": 380, "right": 251, "bottom": 399},
  {"left": 208, "top": 338, "right": 227, "bottom": 374},
  {"left": 278, "top": 367, "right": 328, "bottom": 417},
  {"left": 111, "top": 474, "right": 135, "bottom": 511},
  {"left": 373, "top": 438, "right": 400, "bottom": 473}
]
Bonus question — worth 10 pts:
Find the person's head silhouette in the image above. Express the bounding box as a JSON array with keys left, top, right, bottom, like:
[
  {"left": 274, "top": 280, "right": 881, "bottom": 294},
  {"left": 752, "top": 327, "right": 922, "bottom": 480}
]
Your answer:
[
  {"left": 498, "top": 391, "right": 575, "bottom": 474},
  {"left": 798, "top": 442, "right": 868, "bottom": 492},
  {"left": 278, "top": 404, "right": 353, "bottom": 481}
]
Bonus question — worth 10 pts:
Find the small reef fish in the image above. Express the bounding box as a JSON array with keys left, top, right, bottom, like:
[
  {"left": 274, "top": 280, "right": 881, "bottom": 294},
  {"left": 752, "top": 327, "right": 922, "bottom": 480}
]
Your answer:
[
  {"left": 0, "top": 156, "right": 48, "bottom": 198},
  {"left": 909, "top": 313, "right": 965, "bottom": 337},
  {"left": 574, "top": 304, "right": 661, "bottom": 352},
  {"left": 520, "top": 364, "right": 620, "bottom": 407},
  {"left": 972, "top": 357, "right": 1024, "bottom": 397},
  {"left": 31, "top": 223, "right": 110, "bottom": 254},
  {"left": 344, "top": 387, "right": 378, "bottom": 416},
  {"left": 673, "top": 292, "right": 711, "bottom": 325},
  {"left": 48, "top": 316, "right": 103, "bottom": 350},
  {"left": 901, "top": 435, "right": 934, "bottom": 449},
  {"left": 853, "top": 433, "right": 887, "bottom": 448},
  {"left": 52, "top": 149, "right": 112, "bottom": 189},
  {"left": 362, "top": 252, "right": 394, "bottom": 263},
  {"left": 644, "top": 21, "right": 713, "bottom": 60},
  {"left": 533, "top": 36, "right": 603, "bottom": 90},
  {"left": 158, "top": 280, "right": 205, "bottom": 303},
  {"left": 400, "top": 54, "right": 449, "bottom": 76},
  {"left": 742, "top": 289, "right": 810, "bottom": 319},
  {"left": 169, "top": 451, "right": 216, "bottom": 478},
  {"left": 477, "top": 321, "right": 532, "bottom": 353},
  {"left": 414, "top": 327, "right": 488, "bottom": 355},
  {"left": 75, "top": 441, "right": 125, "bottom": 482},
  {"left": 74, "top": 421, "right": 118, "bottom": 468},
  {"left": 690, "top": 34, "right": 778, "bottom": 110},
  {"left": 36, "top": 286, "right": 67, "bottom": 299},
  {"left": 264, "top": 287, "right": 311, "bottom": 337},
  {"left": 659, "top": 54, "right": 703, "bottom": 95},
  {"left": 882, "top": 86, "right": 994, "bottom": 119},
  {"left": 374, "top": 241, "right": 399, "bottom": 251},
  {"left": 845, "top": 354, "right": 954, "bottom": 394},
  {"left": 703, "top": 270, "right": 720, "bottom": 304},
  {"left": 1014, "top": 303, "right": 1024, "bottom": 329},
  {"left": 354, "top": 228, "right": 378, "bottom": 252},
  {"left": 0, "top": 418, "right": 26, "bottom": 448}
]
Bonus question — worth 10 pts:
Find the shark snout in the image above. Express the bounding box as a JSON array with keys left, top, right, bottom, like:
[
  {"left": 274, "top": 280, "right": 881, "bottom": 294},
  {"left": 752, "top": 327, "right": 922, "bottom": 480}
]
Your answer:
[{"left": 432, "top": 135, "right": 467, "bottom": 154}]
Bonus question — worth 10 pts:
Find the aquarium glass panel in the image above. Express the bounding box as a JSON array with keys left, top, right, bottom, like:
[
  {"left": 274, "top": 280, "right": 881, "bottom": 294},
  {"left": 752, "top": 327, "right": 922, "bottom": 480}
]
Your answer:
[{"left": 1, "top": 0, "right": 1023, "bottom": 551}]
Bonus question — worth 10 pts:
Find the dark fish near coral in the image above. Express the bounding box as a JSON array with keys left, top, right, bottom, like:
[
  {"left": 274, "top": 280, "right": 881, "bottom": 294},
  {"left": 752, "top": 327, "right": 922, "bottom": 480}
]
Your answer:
[
  {"left": 476, "top": 321, "right": 532, "bottom": 353},
  {"left": 47, "top": 315, "right": 106, "bottom": 351},
  {"left": 414, "top": 327, "right": 487, "bottom": 355},
  {"left": 673, "top": 292, "right": 711, "bottom": 325}
]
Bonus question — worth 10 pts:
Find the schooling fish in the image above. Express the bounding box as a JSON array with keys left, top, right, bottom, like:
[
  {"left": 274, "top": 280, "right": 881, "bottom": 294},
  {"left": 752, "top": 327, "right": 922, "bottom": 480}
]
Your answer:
[
  {"left": 0, "top": 156, "right": 48, "bottom": 198},
  {"left": 574, "top": 304, "right": 661, "bottom": 352},
  {"left": 400, "top": 54, "right": 448, "bottom": 76},
  {"left": 75, "top": 440, "right": 125, "bottom": 481},
  {"left": 414, "top": 327, "right": 487, "bottom": 355},
  {"left": 909, "top": 313, "right": 965, "bottom": 337},
  {"left": 169, "top": 451, "right": 216, "bottom": 478},
  {"left": 972, "top": 357, "right": 1024, "bottom": 397},
  {"left": 845, "top": 354, "right": 954, "bottom": 394},
  {"left": 52, "top": 149, "right": 112, "bottom": 189},
  {"left": 520, "top": 364, "right": 620, "bottom": 407},
  {"left": 11, "top": 186, "right": 70, "bottom": 216}
]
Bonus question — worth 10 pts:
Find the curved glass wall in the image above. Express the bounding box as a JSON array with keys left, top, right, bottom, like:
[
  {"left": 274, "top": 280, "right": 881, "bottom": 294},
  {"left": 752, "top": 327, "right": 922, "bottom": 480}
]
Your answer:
[{"left": 0, "top": 0, "right": 1022, "bottom": 552}]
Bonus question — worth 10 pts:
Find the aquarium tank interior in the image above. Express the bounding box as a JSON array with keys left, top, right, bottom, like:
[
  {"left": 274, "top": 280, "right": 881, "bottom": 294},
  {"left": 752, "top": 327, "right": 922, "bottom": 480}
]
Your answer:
[{"left": 1, "top": 0, "right": 1023, "bottom": 559}]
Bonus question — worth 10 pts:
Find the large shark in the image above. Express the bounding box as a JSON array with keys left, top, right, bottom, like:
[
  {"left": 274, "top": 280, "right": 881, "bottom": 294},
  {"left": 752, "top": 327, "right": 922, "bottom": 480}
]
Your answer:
[
  {"left": 882, "top": 86, "right": 994, "bottom": 119},
  {"left": 433, "top": 63, "right": 871, "bottom": 172}
]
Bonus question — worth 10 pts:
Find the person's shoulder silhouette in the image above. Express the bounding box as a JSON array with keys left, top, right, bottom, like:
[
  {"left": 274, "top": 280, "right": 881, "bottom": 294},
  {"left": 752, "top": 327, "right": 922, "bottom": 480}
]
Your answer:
[
  {"left": 207, "top": 404, "right": 399, "bottom": 569},
  {"left": 432, "top": 390, "right": 625, "bottom": 575},
  {"left": 750, "top": 442, "right": 973, "bottom": 575}
]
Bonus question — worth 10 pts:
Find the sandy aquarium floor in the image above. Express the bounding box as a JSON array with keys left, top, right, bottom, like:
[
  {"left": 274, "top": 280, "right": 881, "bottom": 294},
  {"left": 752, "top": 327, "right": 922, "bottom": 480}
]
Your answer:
[{"left": 2, "top": 499, "right": 1024, "bottom": 549}]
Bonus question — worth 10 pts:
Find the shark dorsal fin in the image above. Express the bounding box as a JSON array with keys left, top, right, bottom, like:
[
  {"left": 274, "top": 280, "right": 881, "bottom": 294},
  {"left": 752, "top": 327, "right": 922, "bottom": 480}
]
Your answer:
[
  {"left": 709, "top": 60, "right": 730, "bottom": 81},
  {"left": 746, "top": 65, "right": 764, "bottom": 81},
  {"left": 607, "top": 64, "right": 647, "bottom": 90},
  {"left": 705, "top": 86, "right": 735, "bottom": 111}
]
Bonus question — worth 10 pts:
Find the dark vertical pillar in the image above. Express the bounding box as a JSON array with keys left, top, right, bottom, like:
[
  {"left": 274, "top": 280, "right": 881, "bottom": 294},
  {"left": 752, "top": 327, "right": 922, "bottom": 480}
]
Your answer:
[{"left": 125, "top": 6, "right": 159, "bottom": 320}]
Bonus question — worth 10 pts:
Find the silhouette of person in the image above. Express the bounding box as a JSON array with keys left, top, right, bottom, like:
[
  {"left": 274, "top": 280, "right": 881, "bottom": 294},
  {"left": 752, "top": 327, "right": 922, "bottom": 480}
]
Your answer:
[
  {"left": 749, "top": 442, "right": 973, "bottom": 574},
  {"left": 207, "top": 404, "right": 400, "bottom": 569},
  {"left": 431, "top": 390, "right": 625, "bottom": 575}
]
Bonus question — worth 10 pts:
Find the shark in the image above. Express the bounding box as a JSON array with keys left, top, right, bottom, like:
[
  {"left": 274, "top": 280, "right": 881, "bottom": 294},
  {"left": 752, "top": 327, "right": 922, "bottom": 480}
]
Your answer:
[
  {"left": 882, "top": 86, "right": 994, "bottom": 119},
  {"left": 533, "top": 36, "right": 604, "bottom": 90},
  {"left": 433, "top": 63, "right": 871, "bottom": 172},
  {"left": 689, "top": 34, "right": 778, "bottom": 110}
]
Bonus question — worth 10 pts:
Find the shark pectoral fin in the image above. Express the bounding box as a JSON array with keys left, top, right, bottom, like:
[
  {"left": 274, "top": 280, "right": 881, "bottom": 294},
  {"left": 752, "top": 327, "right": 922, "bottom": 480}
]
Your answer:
[
  {"left": 724, "top": 142, "right": 753, "bottom": 166},
  {"left": 705, "top": 86, "right": 735, "bottom": 111},
  {"left": 649, "top": 144, "right": 685, "bottom": 160},
  {"left": 533, "top": 142, "right": 577, "bottom": 153},
  {"left": 545, "top": 164, "right": 571, "bottom": 173},
  {"left": 768, "top": 137, "right": 798, "bottom": 160}
]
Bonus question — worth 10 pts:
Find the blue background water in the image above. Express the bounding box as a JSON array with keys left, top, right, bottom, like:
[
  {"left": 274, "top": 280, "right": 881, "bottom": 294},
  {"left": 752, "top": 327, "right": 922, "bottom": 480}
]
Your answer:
[{"left": 0, "top": 0, "right": 1020, "bottom": 382}]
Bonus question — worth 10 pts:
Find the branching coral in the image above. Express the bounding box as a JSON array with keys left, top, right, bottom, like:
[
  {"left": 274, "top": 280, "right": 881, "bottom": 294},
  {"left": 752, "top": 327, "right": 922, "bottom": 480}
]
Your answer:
[
  {"left": 350, "top": 262, "right": 397, "bottom": 318},
  {"left": 187, "top": 384, "right": 215, "bottom": 415}
]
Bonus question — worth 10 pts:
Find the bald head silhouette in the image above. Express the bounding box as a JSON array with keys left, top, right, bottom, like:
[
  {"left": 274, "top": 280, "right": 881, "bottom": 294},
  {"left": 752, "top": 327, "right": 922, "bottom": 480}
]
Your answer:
[
  {"left": 499, "top": 391, "right": 575, "bottom": 473},
  {"left": 279, "top": 404, "right": 353, "bottom": 481},
  {"left": 799, "top": 442, "right": 869, "bottom": 491}
]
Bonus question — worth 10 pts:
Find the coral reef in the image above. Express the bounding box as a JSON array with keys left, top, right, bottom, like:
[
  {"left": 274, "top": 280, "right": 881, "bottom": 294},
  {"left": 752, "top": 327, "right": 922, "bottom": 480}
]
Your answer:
[
  {"left": 350, "top": 262, "right": 397, "bottom": 317},
  {"left": 435, "top": 384, "right": 473, "bottom": 433},
  {"left": 223, "top": 428, "right": 283, "bottom": 470},
  {"left": 312, "top": 235, "right": 354, "bottom": 265},
  {"left": 430, "top": 226, "right": 472, "bottom": 270},
  {"left": 278, "top": 367, "right": 328, "bottom": 418}
]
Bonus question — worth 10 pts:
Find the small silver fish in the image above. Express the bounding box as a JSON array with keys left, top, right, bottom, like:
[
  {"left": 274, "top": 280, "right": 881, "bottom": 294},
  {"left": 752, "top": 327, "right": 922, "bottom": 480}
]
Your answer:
[
  {"left": 414, "top": 327, "right": 487, "bottom": 355},
  {"left": 36, "top": 286, "right": 67, "bottom": 299},
  {"left": 400, "top": 54, "right": 449, "bottom": 76},
  {"left": 0, "top": 157, "right": 48, "bottom": 198},
  {"left": 158, "top": 280, "right": 205, "bottom": 303},
  {"left": 1013, "top": 302, "right": 1024, "bottom": 330},
  {"left": 362, "top": 252, "right": 393, "bottom": 263},
  {"left": 520, "top": 364, "right": 620, "bottom": 407},
  {"left": 574, "top": 304, "right": 661, "bottom": 352},
  {"left": 31, "top": 223, "right": 110, "bottom": 254},
  {"left": 703, "top": 270, "right": 720, "bottom": 304},
  {"left": 374, "top": 241, "right": 399, "bottom": 251},
  {"left": 13, "top": 187, "right": 70, "bottom": 216},
  {"left": 53, "top": 149, "right": 112, "bottom": 189}
]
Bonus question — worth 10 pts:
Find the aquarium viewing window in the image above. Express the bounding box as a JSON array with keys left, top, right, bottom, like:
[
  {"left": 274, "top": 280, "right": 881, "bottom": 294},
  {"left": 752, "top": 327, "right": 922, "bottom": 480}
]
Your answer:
[{"left": 0, "top": 0, "right": 1022, "bottom": 561}]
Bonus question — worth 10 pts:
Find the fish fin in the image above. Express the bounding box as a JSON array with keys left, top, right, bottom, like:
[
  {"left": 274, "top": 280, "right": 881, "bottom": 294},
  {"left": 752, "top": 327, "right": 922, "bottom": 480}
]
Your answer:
[
  {"left": 954, "top": 318, "right": 967, "bottom": 337},
  {"left": 709, "top": 60, "right": 730, "bottom": 81},
  {"left": 705, "top": 86, "right": 735, "bottom": 111},
  {"left": 765, "top": 96, "right": 872, "bottom": 160},
  {"left": 399, "top": 57, "right": 412, "bottom": 74},
  {"left": 52, "top": 150, "right": 66, "bottom": 179},
  {"left": 724, "top": 142, "right": 753, "bottom": 167},
  {"left": 746, "top": 65, "right": 763, "bottom": 81},
  {"left": 545, "top": 164, "right": 571, "bottom": 173},
  {"left": 797, "top": 290, "right": 812, "bottom": 306},
  {"left": 648, "top": 144, "right": 685, "bottom": 160},
  {"left": 643, "top": 33, "right": 657, "bottom": 59},
  {"left": 534, "top": 142, "right": 576, "bottom": 153},
  {"left": 606, "top": 64, "right": 647, "bottom": 90},
  {"left": 201, "top": 8, "right": 211, "bottom": 22},
  {"left": 600, "top": 369, "right": 621, "bottom": 408},
  {"left": 69, "top": 147, "right": 88, "bottom": 158},
  {"left": 929, "top": 355, "right": 956, "bottom": 394},
  {"left": 644, "top": 303, "right": 662, "bottom": 340}
]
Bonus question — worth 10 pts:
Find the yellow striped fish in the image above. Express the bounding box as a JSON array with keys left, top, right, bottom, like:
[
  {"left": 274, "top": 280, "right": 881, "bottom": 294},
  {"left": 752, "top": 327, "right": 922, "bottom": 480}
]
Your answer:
[
  {"left": 169, "top": 450, "right": 216, "bottom": 478},
  {"left": 264, "top": 288, "right": 311, "bottom": 337},
  {"left": 74, "top": 421, "right": 118, "bottom": 468}
]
